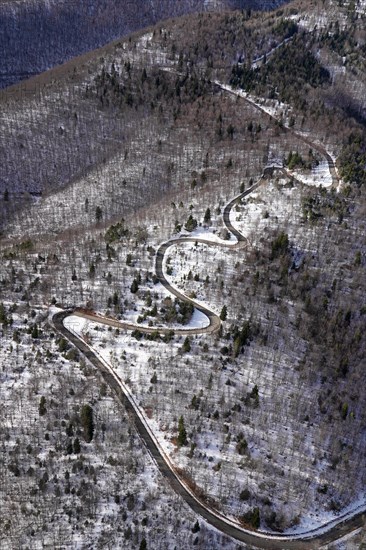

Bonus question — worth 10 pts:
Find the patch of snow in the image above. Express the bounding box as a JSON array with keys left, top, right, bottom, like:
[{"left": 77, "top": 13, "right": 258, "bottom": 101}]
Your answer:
[{"left": 290, "top": 160, "right": 333, "bottom": 188}]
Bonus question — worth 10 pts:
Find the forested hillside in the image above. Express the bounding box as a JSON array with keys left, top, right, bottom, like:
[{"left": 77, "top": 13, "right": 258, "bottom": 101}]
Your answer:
[
  {"left": 1, "top": 0, "right": 366, "bottom": 548},
  {"left": 0, "top": 0, "right": 289, "bottom": 89}
]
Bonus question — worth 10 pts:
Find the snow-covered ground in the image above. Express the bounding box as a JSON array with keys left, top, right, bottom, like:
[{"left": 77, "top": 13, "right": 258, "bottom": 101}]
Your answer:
[
  {"left": 64, "top": 306, "right": 366, "bottom": 536},
  {"left": 290, "top": 160, "right": 333, "bottom": 188},
  {"left": 1, "top": 11, "right": 365, "bottom": 544},
  {"left": 1, "top": 305, "right": 239, "bottom": 549},
  {"left": 56, "top": 166, "right": 365, "bottom": 536},
  {"left": 177, "top": 225, "right": 238, "bottom": 245}
]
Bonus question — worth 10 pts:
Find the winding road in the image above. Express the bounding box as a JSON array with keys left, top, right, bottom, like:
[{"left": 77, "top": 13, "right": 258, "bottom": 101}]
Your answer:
[
  {"left": 215, "top": 82, "right": 339, "bottom": 189},
  {"left": 52, "top": 84, "right": 366, "bottom": 548}
]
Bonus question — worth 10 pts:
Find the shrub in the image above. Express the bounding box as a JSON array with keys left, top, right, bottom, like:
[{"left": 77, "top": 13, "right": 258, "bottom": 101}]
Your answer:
[
  {"left": 240, "top": 488, "right": 251, "bottom": 501},
  {"left": 241, "top": 507, "right": 260, "bottom": 529},
  {"left": 236, "top": 436, "right": 248, "bottom": 455}
]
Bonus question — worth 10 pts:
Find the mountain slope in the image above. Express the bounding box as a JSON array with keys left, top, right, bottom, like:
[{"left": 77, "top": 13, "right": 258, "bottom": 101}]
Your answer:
[
  {"left": 3, "top": 0, "right": 365, "bottom": 229},
  {"left": 0, "top": 0, "right": 290, "bottom": 89},
  {"left": 0, "top": 1, "right": 366, "bottom": 547}
]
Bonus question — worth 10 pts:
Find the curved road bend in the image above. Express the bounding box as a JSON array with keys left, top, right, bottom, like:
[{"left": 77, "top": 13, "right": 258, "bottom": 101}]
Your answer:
[
  {"left": 53, "top": 171, "right": 366, "bottom": 547},
  {"left": 71, "top": 177, "right": 266, "bottom": 337},
  {"left": 72, "top": 306, "right": 218, "bottom": 336},
  {"left": 53, "top": 310, "right": 366, "bottom": 549},
  {"left": 72, "top": 236, "right": 225, "bottom": 337},
  {"left": 154, "top": 190, "right": 260, "bottom": 333},
  {"left": 155, "top": 239, "right": 220, "bottom": 334},
  {"left": 73, "top": 179, "right": 265, "bottom": 335},
  {"left": 215, "top": 82, "right": 339, "bottom": 188},
  {"left": 223, "top": 178, "right": 265, "bottom": 241}
]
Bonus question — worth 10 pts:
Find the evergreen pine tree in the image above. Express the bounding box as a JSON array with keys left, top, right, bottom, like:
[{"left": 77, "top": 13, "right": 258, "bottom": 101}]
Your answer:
[
  {"left": 89, "top": 263, "right": 96, "bottom": 278},
  {"left": 130, "top": 278, "right": 139, "bottom": 294},
  {"left": 220, "top": 305, "right": 227, "bottom": 321},
  {"left": 203, "top": 208, "right": 211, "bottom": 224},
  {"left": 39, "top": 396, "right": 47, "bottom": 416},
  {"left": 73, "top": 438, "right": 81, "bottom": 454},
  {"left": 192, "top": 520, "right": 200, "bottom": 533},
  {"left": 182, "top": 336, "right": 191, "bottom": 353},
  {"left": 80, "top": 404, "right": 94, "bottom": 443},
  {"left": 177, "top": 415, "right": 187, "bottom": 446},
  {"left": 66, "top": 423, "right": 74, "bottom": 437},
  {"left": 95, "top": 206, "right": 103, "bottom": 223}
]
